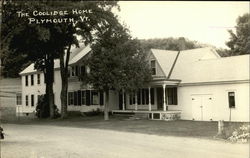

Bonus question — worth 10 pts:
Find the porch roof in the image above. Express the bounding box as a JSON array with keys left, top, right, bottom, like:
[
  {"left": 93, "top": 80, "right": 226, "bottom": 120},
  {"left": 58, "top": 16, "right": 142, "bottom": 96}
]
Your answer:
[{"left": 149, "top": 78, "right": 181, "bottom": 86}]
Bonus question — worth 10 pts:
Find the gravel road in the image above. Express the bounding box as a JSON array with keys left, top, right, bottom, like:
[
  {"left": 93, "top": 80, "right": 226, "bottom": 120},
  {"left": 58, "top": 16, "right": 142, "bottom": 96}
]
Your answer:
[{"left": 1, "top": 124, "right": 248, "bottom": 158}]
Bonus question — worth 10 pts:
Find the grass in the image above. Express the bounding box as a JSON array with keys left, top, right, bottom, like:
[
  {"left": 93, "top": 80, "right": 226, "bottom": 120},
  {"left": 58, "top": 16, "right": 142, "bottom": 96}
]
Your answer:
[{"left": 1, "top": 113, "right": 222, "bottom": 139}]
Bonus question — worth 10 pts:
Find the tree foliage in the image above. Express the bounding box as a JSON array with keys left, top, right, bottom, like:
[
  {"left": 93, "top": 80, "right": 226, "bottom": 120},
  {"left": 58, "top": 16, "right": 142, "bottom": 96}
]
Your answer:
[
  {"left": 2, "top": 0, "right": 122, "bottom": 118},
  {"left": 139, "top": 37, "right": 203, "bottom": 52},
  {"left": 226, "top": 13, "right": 250, "bottom": 56},
  {"left": 1, "top": 1, "right": 63, "bottom": 118},
  {"left": 84, "top": 25, "right": 151, "bottom": 120}
]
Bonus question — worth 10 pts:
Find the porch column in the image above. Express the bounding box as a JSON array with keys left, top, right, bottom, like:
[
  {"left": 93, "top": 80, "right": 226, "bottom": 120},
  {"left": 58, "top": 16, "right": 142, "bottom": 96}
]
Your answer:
[
  {"left": 148, "top": 87, "right": 151, "bottom": 111},
  {"left": 135, "top": 92, "right": 138, "bottom": 111},
  {"left": 122, "top": 90, "right": 125, "bottom": 111},
  {"left": 163, "top": 84, "right": 166, "bottom": 111}
]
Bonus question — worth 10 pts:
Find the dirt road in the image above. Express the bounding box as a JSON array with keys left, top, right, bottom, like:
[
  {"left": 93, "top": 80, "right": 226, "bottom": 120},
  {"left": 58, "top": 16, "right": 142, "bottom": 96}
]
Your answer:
[{"left": 1, "top": 124, "right": 248, "bottom": 158}]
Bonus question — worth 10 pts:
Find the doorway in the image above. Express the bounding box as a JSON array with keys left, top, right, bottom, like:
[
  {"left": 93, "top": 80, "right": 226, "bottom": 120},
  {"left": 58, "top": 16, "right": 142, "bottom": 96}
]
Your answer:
[
  {"left": 191, "top": 94, "right": 213, "bottom": 121},
  {"left": 156, "top": 87, "right": 163, "bottom": 110}
]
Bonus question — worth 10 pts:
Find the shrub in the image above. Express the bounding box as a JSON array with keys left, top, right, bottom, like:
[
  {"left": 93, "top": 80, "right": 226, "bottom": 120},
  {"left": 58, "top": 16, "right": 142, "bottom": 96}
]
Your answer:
[
  {"left": 228, "top": 124, "right": 250, "bottom": 143},
  {"left": 35, "top": 95, "right": 61, "bottom": 118},
  {"left": 83, "top": 108, "right": 102, "bottom": 116}
]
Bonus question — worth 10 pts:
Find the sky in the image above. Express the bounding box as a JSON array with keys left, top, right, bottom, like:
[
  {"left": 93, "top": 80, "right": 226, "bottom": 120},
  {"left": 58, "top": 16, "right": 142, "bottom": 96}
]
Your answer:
[{"left": 115, "top": 1, "right": 249, "bottom": 49}]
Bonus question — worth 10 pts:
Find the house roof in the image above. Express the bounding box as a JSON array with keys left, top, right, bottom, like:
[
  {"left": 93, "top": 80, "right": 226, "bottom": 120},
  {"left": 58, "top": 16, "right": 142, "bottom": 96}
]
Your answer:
[
  {"left": 68, "top": 45, "right": 91, "bottom": 65},
  {"left": 151, "top": 49, "right": 179, "bottom": 77},
  {"left": 151, "top": 47, "right": 249, "bottom": 83},
  {"left": 170, "top": 54, "right": 249, "bottom": 83},
  {"left": 19, "top": 45, "right": 91, "bottom": 75}
]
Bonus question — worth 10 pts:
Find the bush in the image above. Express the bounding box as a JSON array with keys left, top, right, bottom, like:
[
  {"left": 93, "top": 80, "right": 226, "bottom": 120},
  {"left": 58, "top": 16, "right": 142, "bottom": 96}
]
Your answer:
[
  {"left": 35, "top": 95, "right": 61, "bottom": 118},
  {"left": 83, "top": 108, "right": 102, "bottom": 116},
  {"left": 228, "top": 124, "right": 250, "bottom": 143}
]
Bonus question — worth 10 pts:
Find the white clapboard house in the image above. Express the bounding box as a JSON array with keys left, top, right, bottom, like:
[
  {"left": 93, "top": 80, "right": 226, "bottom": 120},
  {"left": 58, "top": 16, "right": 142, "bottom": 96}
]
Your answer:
[{"left": 17, "top": 45, "right": 249, "bottom": 122}]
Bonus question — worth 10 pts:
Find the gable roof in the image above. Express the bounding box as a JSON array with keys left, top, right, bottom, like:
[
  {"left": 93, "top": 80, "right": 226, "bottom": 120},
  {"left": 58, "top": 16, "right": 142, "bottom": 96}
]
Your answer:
[
  {"left": 19, "top": 45, "right": 91, "bottom": 75},
  {"left": 170, "top": 54, "right": 249, "bottom": 83},
  {"left": 151, "top": 49, "right": 179, "bottom": 77},
  {"left": 68, "top": 45, "right": 91, "bottom": 65},
  {"left": 151, "top": 47, "right": 249, "bottom": 84},
  {"left": 150, "top": 47, "right": 220, "bottom": 79}
]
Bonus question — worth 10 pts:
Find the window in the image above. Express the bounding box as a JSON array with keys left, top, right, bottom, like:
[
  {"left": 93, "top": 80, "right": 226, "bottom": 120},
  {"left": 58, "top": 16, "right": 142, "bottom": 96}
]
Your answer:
[
  {"left": 75, "top": 65, "right": 79, "bottom": 76},
  {"left": 31, "top": 74, "right": 34, "bottom": 86},
  {"left": 71, "top": 66, "right": 75, "bottom": 76},
  {"left": 81, "top": 91, "right": 86, "bottom": 105},
  {"left": 136, "top": 88, "right": 150, "bottom": 105},
  {"left": 71, "top": 65, "right": 81, "bottom": 77},
  {"left": 16, "top": 93, "right": 22, "bottom": 105},
  {"left": 228, "top": 92, "right": 235, "bottom": 108},
  {"left": 151, "top": 60, "right": 156, "bottom": 75},
  {"left": 25, "top": 76, "right": 28, "bottom": 86},
  {"left": 91, "top": 91, "right": 99, "bottom": 105},
  {"left": 167, "top": 87, "right": 178, "bottom": 105},
  {"left": 25, "top": 95, "right": 29, "bottom": 106},
  {"left": 68, "top": 90, "right": 103, "bottom": 106},
  {"left": 129, "top": 93, "right": 136, "bottom": 105},
  {"left": 31, "top": 95, "right": 34, "bottom": 107},
  {"left": 68, "top": 92, "right": 74, "bottom": 105},
  {"left": 80, "top": 66, "right": 86, "bottom": 76},
  {"left": 37, "top": 74, "right": 40, "bottom": 84}
]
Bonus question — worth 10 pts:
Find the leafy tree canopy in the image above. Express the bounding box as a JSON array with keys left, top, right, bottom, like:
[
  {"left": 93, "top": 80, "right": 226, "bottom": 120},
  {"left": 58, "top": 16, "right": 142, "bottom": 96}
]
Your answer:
[
  {"left": 139, "top": 37, "right": 203, "bottom": 52},
  {"left": 85, "top": 25, "right": 152, "bottom": 93},
  {"left": 226, "top": 13, "right": 250, "bottom": 56}
]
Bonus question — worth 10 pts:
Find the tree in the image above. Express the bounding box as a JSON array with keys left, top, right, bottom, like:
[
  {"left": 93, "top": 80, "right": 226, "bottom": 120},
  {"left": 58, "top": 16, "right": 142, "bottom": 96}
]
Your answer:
[
  {"left": 84, "top": 25, "right": 152, "bottom": 120},
  {"left": 1, "top": 1, "right": 62, "bottom": 118},
  {"left": 226, "top": 13, "right": 250, "bottom": 55},
  {"left": 45, "top": 1, "right": 120, "bottom": 118},
  {"left": 139, "top": 37, "right": 203, "bottom": 52},
  {"left": 2, "top": 1, "right": 122, "bottom": 118}
]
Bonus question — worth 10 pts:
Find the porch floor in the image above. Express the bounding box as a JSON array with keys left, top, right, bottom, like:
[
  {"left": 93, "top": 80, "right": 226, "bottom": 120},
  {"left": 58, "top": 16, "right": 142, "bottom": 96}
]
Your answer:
[
  {"left": 112, "top": 109, "right": 181, "bottom": 114},
  {"left": 112, "top": 110, "right": 181, "bottom": 121}
]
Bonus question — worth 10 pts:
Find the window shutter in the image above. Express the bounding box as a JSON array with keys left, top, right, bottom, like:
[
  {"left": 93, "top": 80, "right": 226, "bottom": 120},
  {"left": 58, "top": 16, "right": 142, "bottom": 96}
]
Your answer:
[
  {"left": 150, "top": 88, "right": 155, "bottom": 104},
  {"left": 99, "top": 91, "right": 104, "bottom": 105},
  {"left": 74, "top": 91, "right": 77, "bottom": 106},
  {"left": 86, "top": 90, "right": 90, "bottom": 106},
  {"left": 137, "top": 90, "right": 141, "bottom": 105},
  {"left": 77, "top": 90, "right": 81, "bottom": 106}
]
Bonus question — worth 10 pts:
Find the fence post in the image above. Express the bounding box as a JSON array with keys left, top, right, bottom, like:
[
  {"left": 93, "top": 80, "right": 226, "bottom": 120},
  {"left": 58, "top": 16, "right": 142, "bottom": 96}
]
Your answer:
[{"left": 218, "top": 120, "right": 224, "bottom": 135}]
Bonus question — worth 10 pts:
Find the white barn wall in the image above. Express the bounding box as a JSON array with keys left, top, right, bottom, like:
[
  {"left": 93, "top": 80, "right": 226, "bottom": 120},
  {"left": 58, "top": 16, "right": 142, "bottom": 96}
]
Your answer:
[{"left": 169, "top": 82, "right": 249, "bottom": 122}]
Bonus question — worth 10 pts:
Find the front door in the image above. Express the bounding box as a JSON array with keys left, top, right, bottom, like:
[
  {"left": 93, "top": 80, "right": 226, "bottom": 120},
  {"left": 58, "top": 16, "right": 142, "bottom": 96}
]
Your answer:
[
  {"left": 191, "top": 94, "right": 213, "bottom": 121},
  {"left": 156, "top": 87, "right": 163, "bottom": 110}
]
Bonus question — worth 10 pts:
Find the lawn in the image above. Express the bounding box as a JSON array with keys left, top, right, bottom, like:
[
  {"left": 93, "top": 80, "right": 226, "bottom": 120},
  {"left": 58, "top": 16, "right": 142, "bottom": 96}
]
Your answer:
[
  {"left": 2, "top": 112, "right": 247, "bottom": 141},
  {"left": 1, "top": 113, "right": 221, "bottom": 139}
]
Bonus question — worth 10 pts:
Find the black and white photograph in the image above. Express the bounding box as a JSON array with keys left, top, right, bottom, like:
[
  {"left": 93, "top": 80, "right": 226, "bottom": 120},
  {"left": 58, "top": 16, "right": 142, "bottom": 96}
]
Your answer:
[{"left": 0, "top": 1, "right": 249, "bottom": 158}]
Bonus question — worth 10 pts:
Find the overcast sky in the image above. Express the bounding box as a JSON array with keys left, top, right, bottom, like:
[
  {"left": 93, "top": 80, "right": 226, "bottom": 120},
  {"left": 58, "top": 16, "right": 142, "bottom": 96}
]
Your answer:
[{"left": 116, "top": 1, "right": 249, "bottom": 49}]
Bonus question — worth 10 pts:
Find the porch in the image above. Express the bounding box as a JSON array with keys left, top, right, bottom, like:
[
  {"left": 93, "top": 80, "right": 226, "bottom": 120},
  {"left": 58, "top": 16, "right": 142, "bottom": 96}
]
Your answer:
[
  {"left": 114, "top": 79, "right": 181, "bottom": 120},
  {"left": 112, "top": 110, "right": 181, "bottom": 121}
]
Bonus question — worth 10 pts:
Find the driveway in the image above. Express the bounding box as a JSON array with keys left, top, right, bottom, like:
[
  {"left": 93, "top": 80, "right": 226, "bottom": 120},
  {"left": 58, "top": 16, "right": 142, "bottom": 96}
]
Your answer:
[{"left": 1, "top": 124, "right": 248, "bottom": 158}]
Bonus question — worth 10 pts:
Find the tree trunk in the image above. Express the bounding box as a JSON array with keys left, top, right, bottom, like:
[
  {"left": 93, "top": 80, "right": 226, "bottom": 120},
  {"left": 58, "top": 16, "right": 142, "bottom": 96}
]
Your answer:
[
  {"left": 60, "top": 78, "right": 68, "bottom": 118},
  {"left": 60, "top": 46, "right": 71, "bottom": 118},
  {"left": 104, "top": 89, "right": 109, "bottom": 121},
  {"left": 44, "top": 55, "right": 55, "bottom": 118},
  {"left": 60, "top": 57, "right": 69, "bottom": 118}
]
